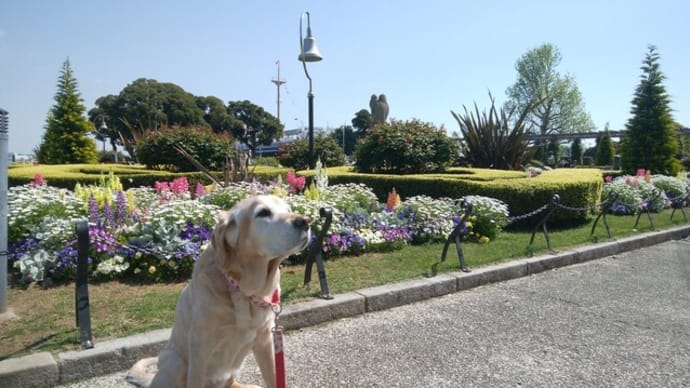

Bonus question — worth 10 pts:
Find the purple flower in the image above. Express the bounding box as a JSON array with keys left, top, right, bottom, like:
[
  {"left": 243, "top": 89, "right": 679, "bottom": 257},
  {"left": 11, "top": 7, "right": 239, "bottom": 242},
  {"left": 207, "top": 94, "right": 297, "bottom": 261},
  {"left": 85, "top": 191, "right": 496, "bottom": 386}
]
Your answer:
[
  {"left": 115, "top": 191, "right": 128, "bottom": 225},
  {"left": 452, "top": 216, "right": 468, "bottom": 235},
  {"left": 179, "top": 222, "right": 212, "bottom": 242},
  {"left": 8, "top": 238, "right": 39, "bottom": 262},
  {"left": 103, "top": 201, "right": 114, "bottom": 228},
  {"left": 57, "top": 243, "right": 78, "bottom": 269},
  {"left": 88, "top": 194, "right": 99, "bottom": 225},
  {"left": 89, "top": 226, "right": 116, "bottom": 254},
  {"left": 380, "top": 226, "right": 412, "bottom": 242}
]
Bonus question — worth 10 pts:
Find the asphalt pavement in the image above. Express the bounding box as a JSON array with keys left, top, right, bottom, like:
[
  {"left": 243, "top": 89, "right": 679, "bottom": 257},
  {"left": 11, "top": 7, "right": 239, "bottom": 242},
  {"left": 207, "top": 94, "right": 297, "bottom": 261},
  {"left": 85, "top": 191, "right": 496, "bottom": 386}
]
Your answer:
[{"left": 54, "top": 235, "right": 690, "bottom": 388}]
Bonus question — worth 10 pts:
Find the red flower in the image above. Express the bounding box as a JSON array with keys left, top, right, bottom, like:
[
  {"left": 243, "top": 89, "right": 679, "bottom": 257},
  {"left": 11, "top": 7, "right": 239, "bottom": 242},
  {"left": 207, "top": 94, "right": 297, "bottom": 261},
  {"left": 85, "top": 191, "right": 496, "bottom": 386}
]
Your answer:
[{"left": 286, "top": 171, "right": 306, "bottom": 193}]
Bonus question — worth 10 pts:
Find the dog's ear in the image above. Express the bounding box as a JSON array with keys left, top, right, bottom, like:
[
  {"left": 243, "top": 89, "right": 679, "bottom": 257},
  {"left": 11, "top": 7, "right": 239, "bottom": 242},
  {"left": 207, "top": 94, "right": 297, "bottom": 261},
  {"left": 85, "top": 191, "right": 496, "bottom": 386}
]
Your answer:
[{"left": 212, "top": 210, "right": 238, "bottom": 269}]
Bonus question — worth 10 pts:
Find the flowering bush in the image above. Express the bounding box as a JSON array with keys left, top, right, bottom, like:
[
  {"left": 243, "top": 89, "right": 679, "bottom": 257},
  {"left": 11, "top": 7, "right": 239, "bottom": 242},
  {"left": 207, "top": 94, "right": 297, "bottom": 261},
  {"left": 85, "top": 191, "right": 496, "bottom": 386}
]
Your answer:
[
  {"left": 459, "top": 195, "right": 509, "bottom": 240},
  {"left": 601, "top": 171, "right": 687, "bottom": 214},
  {"left": 8, "top": 171, "right": 511, "bottom": 284},
  {"left": 651, "top": 174, "right": 688, "bottom": 202}
]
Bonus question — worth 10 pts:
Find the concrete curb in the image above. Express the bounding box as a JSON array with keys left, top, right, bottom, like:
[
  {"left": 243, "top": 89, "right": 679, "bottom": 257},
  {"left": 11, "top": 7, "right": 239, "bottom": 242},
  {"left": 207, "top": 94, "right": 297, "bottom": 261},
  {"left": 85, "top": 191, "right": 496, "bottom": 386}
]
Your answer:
[{"left": 2, "top": 224, "right": 689, "bottom": 387}]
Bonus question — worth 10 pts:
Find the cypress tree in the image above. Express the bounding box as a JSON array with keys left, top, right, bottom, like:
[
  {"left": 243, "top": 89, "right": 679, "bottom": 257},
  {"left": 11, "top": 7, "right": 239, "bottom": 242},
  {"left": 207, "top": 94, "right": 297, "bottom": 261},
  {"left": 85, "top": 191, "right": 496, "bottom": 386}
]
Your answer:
[
  {"left": 570, "top": 138, "right": 583, "bottom": 166},
  {"left": 596, "top": 125, "right": 615, "bottom": 166},
  {"left": 620, "top": 46, "right": 681, "bottom": 175},
  {"left": 36, "top": 59, "right": 98, "bottom": 164}
]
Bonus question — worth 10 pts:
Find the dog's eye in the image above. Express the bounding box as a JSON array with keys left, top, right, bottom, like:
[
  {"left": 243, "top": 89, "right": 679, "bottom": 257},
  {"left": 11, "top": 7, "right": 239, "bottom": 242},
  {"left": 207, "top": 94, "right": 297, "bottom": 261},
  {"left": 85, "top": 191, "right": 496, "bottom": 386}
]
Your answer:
[{"left": 256, "top": 208, "right": 272, "bottom": 218}]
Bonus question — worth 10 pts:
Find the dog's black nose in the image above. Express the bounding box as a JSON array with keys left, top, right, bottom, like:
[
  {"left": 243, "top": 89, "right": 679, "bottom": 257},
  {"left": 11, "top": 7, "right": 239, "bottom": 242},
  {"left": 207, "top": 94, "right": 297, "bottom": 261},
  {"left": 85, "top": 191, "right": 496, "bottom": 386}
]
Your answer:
[{"left": 292, "top": 216, "right": 311, "bottom": 231}]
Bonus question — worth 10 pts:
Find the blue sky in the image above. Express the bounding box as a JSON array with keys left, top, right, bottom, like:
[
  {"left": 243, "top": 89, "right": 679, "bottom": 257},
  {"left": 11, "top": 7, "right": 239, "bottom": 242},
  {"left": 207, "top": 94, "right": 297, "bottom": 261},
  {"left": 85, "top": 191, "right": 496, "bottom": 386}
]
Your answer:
[{"left": 1, "top": 0, "right": 688, "bottom": 154}]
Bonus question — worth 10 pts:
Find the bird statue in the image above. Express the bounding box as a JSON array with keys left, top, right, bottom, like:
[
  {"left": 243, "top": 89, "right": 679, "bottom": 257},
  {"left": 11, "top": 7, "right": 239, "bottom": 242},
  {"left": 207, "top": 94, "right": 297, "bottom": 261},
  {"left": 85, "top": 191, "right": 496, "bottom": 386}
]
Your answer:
[{"left": 370, "top": 93, "right": 389, "bottom": 125}]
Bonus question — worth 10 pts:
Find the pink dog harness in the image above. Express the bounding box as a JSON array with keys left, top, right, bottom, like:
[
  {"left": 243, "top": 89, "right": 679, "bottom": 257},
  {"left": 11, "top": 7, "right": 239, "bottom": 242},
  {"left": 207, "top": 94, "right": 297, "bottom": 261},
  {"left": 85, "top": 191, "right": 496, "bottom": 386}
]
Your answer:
[{"left": 224, "top": 274, "right": 280, "bottom": 308}]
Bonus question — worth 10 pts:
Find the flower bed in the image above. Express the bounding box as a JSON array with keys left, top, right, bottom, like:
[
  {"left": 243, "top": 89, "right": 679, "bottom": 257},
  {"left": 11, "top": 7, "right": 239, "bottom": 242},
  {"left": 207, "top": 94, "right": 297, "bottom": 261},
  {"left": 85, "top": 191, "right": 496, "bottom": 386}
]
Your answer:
[
  {"left": 8, "top": 166, "right": 509, "bottom": 284},
  {"left": 602, "top": 169, "right": 689, "bottom": 215}
]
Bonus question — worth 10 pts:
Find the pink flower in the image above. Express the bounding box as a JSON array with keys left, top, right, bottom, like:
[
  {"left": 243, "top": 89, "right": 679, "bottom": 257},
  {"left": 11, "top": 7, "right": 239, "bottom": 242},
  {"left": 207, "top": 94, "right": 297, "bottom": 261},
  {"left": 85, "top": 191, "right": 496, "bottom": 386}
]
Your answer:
[
  {"left": 170, "top": 177, "right": 189, "bottom": 195},
  {"left": 195, "top": 182, "right": 206, "bottom": 197},
  {"left": 625, "top": 176, "right": 639, "bottom": 187},
  {"left": 31, "top": 173, "right": 47, "bottom": 186},
  {"left": 605, "top": 175, "right": 613, "bottom": 183},
  {"left": 154, "top": 181, "right": 169, "bottom": 194},
  {"left": 636, "top": 168, "right": 646, "bottom": 177},
  {"left": 286, "top": 171, "right": 306, "bottom": 193}
]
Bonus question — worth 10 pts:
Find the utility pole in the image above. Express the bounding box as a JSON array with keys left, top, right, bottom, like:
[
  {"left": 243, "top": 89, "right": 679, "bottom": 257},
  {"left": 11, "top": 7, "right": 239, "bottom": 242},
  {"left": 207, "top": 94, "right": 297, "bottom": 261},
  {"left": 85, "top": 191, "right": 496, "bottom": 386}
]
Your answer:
[
  {"left": 271, "top": 60, "right": 286, "bottom": 125},
  {"left": 0, "top": 108, "right": 9, "bottom": 316}
]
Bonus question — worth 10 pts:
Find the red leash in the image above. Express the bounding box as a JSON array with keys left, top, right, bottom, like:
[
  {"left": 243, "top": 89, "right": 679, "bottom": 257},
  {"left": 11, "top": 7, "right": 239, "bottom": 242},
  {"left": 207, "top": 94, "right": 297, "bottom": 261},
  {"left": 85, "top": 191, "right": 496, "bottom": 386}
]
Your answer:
[
  {"left": 273, "top": 326, "right": 286, "bottom": 388},
  {"left": 271, "top": 290, "right": 286, "bottom": 388}
]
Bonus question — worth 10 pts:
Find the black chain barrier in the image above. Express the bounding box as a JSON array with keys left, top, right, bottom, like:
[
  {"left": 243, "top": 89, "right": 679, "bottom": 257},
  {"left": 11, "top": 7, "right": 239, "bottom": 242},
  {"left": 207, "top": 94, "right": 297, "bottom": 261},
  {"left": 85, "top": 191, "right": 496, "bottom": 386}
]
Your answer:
[
  {"left": 633, "top": 188, "right": 661, "bottom": 230},
  {"left": 527, "top": 194, "right": 561, "bottom": 255},
  {"left": 440, "top": 188, "right": 690, "bottom": 261},
  {"left": 440, "top": 200, "right": 473, "bottom": 272},
  {"left": 670, "top": 187, "right": 690, "bottom": 222},
  {"left": 590, "top": 192, "right": 618, "bottom": 239}
]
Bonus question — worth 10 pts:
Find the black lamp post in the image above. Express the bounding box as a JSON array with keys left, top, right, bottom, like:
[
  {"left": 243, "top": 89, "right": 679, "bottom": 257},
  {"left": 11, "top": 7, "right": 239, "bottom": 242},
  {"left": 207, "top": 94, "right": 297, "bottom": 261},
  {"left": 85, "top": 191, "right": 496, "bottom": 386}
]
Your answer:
[
  {"left": 99, "top": 119, "right": 118, "bottom": 163},
  {"left": 298, "top": 11, "right": 323, "bottom": 169}
]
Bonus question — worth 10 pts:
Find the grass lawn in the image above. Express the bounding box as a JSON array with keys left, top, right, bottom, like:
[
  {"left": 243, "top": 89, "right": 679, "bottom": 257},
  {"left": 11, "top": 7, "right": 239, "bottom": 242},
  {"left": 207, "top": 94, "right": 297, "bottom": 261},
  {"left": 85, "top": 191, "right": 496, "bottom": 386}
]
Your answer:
[{"left": 1, "top": 209, "right": 688, "bottom": 361}]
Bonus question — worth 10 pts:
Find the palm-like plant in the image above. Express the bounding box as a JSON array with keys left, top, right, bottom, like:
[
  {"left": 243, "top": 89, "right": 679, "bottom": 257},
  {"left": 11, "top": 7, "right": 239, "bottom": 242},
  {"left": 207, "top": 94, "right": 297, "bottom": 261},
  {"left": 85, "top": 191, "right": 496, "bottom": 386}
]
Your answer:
[{"left": 451, "top": 93, "right": 539, "bottom": 170}]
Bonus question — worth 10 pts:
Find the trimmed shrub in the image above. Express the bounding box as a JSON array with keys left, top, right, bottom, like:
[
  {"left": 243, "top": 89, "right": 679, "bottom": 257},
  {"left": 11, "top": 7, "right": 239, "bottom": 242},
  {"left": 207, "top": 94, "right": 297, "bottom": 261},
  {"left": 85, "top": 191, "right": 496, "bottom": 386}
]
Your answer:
[
  {"left": 135, "top": 126, "right": 236, "bottom": 172},
  {"left": 7, "top": 163, "right": 289, "bottom": 190},
  {"left": 354, "top": 119, "right": 459, "bottom": 174},
  {"left": 276, "top": 135, "right": 345, "bottom": 170},
  {"left": 300, "top": 166, "right": 602, "bottom": 225}
]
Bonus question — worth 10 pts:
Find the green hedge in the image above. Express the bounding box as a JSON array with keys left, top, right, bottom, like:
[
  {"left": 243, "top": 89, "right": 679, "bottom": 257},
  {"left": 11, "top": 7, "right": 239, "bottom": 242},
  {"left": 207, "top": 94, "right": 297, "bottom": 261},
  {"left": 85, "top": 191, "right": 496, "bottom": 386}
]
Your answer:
[
  {"left": 8, "top": 163, "right": 289, "bottom": 190},
  {"left": 299, "top": 166, "right": 603, "bottom": 225},
  {"left": 10, "top": 163, "right": 603, "bottom": 225}
]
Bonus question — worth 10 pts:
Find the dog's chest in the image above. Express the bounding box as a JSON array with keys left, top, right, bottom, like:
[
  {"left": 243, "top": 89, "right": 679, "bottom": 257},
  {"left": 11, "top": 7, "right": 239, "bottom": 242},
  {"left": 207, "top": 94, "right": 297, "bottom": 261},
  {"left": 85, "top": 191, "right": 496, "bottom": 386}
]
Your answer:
[{"left": 229, "top": 290, "right": 274, "bottom": 328}]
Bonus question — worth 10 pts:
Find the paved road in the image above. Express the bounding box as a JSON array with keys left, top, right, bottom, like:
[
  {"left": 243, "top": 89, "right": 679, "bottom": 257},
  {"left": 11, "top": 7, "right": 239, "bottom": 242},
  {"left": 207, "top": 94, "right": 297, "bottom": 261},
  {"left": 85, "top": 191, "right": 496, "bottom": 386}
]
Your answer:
[{"left": 60, "top": 239, "right": 690, "bottom": 388}]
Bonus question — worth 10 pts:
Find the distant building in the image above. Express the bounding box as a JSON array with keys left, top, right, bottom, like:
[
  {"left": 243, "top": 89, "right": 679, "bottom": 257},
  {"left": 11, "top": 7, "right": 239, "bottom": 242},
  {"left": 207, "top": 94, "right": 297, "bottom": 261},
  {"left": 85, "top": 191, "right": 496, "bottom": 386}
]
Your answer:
[
  {"left": 11, "top": 153, "right": 33, "bottom": 162},
  {"left": 238, "top": 127, "right": 328, "bottom": 157}
]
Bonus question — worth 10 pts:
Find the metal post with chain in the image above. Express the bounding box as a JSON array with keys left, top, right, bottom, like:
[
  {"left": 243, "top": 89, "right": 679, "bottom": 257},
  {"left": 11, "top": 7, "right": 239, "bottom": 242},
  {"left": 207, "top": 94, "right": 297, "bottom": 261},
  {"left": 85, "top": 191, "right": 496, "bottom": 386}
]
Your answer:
[
  {"left": 75, "top": 221, "right": 94, "bottom": 349},
  {"left": 633, "top": 188, "right": 660, "bottom": 230},
  {"left": 670, "top": 187, "right": 690, "bottom": 222},
  {"left": 440, "top": 200, "right": 473, "bottom": 272},
  {"left": 590, "top": 192, "right": 618, "bottom": 238},
  {"left": 303, "top": 207, "right": 333, "bottom": 299}
]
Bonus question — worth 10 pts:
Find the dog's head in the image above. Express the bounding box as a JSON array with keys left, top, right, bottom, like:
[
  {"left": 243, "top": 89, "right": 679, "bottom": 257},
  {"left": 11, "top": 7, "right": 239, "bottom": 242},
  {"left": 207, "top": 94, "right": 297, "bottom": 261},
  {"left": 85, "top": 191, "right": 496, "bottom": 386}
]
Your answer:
[{"left": 212, "top": 195, "right": 311, "bottom": 295}]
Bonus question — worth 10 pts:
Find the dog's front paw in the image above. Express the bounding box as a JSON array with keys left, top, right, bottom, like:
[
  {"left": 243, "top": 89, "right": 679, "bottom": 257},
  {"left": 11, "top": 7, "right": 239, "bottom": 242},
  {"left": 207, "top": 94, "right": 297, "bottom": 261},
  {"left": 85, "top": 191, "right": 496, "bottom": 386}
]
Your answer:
[{"left": 226, "top": 378, "right": 263, "bottom": 388}]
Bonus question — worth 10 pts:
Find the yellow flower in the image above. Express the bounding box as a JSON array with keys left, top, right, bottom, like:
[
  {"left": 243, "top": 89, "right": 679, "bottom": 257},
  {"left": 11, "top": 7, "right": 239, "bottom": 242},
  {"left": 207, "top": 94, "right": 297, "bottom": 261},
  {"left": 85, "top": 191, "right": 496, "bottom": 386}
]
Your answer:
[
  {"left": 135, "top": 252, "right": 142, "bottom": 260},
  {"left": 466, "top": 221, "right": 473, "bottom": 229},
  {"left": 479, "top": 236, "right": 490, "bottom": 244},
  {"left": 200, "top": 243, "right": 208, "bottom": 251},
  {"left": 148, "top": 266, "right": 156, "bottom": 274}
]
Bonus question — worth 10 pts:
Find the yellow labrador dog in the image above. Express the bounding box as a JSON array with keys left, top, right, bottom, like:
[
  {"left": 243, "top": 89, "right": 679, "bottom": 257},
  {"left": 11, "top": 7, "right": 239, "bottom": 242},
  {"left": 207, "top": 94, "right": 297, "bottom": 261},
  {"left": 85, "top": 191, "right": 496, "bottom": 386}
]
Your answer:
[{"left": 126, "top": 195, "right": 311, "bottom": 388}]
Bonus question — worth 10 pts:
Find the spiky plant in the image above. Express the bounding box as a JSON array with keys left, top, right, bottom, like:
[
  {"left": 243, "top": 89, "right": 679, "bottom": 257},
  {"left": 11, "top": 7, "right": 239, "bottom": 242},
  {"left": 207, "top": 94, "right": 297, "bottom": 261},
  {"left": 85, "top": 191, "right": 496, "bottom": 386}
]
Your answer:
[{"left": 451, "top": 93, "right": 537, "bottom": 170}]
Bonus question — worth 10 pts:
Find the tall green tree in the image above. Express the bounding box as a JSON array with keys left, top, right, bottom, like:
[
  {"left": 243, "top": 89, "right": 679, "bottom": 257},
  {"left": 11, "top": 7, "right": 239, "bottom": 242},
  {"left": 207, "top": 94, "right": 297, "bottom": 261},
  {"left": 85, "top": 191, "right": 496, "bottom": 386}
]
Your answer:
[
  {"left": 36, "top": 59, "right": 98, "bottom": 164},
  {"left": 195, "top": 96, "right": 243, "bottom": 134},
  {"left": 88, "top": 78, "right": 208, "bottom": 159},
  {"left": 620, "top": 46, "right": 681, "bottom": 175},
  {"left": 331, "top": 125, "right": 356, "bottom": 156},
  {"left": 351, "top": 109, "right": 373, "bottom": 135},
  {"left": 595, "top": 124, "right": 615, "bottom": 166},
  {"left": 227, "top": 100, "right": 283, "bottom": 155},
  {"left": 570, "top": 138, "right": 583, "bottom": 166},
  {"left": 505, "top": 43, "right": 595, "bottom": 138}
]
